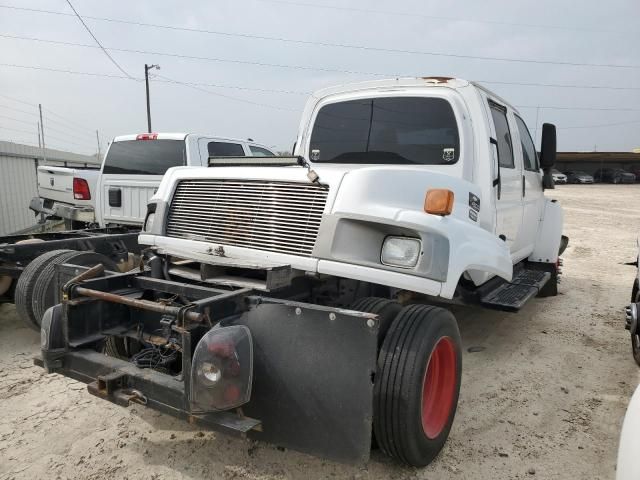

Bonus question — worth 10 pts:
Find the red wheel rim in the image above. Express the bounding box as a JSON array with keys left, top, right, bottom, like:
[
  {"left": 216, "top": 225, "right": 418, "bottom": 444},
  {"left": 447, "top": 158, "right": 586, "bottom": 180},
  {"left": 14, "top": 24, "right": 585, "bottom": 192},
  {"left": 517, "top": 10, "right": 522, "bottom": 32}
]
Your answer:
[{"left": 421, "top": 336, "right": 457, "bottom": 439}]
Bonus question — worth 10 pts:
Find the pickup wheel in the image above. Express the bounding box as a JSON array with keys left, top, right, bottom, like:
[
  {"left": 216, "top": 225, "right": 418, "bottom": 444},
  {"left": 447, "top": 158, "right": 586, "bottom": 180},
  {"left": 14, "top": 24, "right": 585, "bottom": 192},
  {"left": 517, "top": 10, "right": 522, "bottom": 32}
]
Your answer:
[
  {"left": 15, "top": 249, "right": 73, "bottom": 330},
  {"left": 31, "top": 251, "right": 118, "bottom": 327},
  {"left": 373, "top": 304, "right": 462, "bottom": 467},
  {"left": 350, "top": 297, "right": 401, "bottom": 345}
]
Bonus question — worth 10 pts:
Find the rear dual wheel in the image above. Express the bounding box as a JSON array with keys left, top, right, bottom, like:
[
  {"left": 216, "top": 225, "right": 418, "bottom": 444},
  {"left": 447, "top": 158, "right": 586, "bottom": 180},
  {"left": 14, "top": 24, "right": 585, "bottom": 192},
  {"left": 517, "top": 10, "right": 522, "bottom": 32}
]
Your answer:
[{"left": 15, "top": 249, "right": 117, "bottom": 330}]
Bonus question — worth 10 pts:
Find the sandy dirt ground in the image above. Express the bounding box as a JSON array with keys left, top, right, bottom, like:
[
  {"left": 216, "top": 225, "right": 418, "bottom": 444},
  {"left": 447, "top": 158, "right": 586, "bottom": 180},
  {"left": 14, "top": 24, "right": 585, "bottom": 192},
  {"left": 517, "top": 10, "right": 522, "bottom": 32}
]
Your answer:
[{"left": 1, "top": 184, "right": 639, "bottom": 480}]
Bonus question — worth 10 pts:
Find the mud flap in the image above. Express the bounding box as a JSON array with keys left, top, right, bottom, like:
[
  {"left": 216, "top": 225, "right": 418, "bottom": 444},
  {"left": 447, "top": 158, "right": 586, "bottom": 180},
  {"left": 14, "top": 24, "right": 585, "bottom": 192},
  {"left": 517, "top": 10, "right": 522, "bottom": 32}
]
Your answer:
[{"left": 225, "top": 298, "right": 379, "bottom": 463}]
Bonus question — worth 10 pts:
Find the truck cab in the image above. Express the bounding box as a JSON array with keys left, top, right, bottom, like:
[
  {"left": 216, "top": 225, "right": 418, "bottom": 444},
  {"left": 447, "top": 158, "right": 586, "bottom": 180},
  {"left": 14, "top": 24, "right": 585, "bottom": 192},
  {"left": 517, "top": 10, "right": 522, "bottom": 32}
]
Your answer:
[{"left": 142, "top": 77, "right": 562, "bottom": 304}]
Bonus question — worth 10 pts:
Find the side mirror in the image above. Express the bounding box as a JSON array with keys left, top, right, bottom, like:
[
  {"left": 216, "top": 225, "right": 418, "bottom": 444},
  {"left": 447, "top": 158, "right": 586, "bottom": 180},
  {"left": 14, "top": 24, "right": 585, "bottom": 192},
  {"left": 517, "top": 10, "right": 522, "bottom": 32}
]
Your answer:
[
  {"left": 540, "top": 123, "right": 556, "bottom": 189},
  {"left": 540, "top": 123, "right": 556, "bottom": 169}
]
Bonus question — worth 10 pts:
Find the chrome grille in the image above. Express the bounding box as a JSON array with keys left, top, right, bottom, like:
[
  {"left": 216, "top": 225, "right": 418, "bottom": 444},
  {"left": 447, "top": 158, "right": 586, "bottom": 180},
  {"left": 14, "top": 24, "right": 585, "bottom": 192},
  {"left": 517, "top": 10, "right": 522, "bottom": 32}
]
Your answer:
[{"left": 165, "top": 179, "right": 329, "bottom": 256}]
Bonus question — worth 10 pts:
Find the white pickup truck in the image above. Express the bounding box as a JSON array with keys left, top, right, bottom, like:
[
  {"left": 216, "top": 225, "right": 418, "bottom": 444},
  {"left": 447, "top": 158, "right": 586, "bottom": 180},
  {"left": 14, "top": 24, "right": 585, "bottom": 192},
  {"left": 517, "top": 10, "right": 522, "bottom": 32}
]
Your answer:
[
  {"left": 30, "top": 165, "right": 100, "bottom": 228},
  {"left": 29, "top": 133, "right": 276, "bottom": 228},
  {"left": 38, "top": 77, "right": 566, "bottom": 467}
]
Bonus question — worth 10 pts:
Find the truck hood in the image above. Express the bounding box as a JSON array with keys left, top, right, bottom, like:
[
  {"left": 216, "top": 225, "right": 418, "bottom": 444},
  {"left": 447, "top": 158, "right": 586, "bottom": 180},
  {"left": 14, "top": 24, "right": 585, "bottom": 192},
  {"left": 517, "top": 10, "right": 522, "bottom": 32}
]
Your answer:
[{"left": 153, "top": 163, "right": 468, "bottom": 215}]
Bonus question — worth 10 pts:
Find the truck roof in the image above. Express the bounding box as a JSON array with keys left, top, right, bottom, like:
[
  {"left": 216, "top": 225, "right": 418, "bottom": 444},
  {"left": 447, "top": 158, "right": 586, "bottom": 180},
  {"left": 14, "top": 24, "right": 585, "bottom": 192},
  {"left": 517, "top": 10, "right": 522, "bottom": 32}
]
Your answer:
[
  {"left": 112, "top": 133, "right": 271, "bottom": 148},
  {"left": 310, "top": 77, "right": 518, "bottom": 114}
]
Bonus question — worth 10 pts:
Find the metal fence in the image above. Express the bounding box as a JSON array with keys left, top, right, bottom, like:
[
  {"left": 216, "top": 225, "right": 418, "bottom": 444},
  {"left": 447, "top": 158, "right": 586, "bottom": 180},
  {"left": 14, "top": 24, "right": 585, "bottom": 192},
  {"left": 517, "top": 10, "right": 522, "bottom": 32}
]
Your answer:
[{"left": 0, "top": 141, "right": 100, "bottom": 236}]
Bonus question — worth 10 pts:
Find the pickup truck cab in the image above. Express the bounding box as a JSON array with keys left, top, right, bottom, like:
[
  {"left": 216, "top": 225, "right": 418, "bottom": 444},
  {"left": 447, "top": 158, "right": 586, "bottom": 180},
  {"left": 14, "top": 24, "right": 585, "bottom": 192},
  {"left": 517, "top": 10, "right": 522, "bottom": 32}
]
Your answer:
[
  {"left": 98, "top": 133, "right": 275, "bottom": 227},
  {"left": 30, "top": 133, "right": 275, "bottom": 228},
  {"left": 38, "top": 77, "right": 566, "bottom": 468}
]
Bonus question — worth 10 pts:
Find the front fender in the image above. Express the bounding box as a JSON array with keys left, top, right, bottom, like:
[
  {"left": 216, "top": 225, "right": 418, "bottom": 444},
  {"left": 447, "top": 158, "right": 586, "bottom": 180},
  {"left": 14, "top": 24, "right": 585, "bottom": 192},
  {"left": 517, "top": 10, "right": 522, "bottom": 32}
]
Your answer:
[{"left": 393, "top": 212, "right": 512, "bottom": 299}]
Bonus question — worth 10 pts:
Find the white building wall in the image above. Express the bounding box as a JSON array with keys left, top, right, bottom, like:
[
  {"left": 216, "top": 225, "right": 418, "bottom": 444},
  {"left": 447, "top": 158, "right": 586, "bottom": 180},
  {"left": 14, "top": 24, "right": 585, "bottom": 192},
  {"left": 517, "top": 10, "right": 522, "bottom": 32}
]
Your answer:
[{"left": 0, "top": 154, "right": 38, "bottom": 235}]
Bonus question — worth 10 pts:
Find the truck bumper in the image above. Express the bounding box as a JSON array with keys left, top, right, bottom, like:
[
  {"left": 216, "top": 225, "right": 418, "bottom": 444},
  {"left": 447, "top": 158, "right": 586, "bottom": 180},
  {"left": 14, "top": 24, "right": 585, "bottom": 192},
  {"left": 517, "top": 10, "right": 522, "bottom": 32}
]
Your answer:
[
  {"left": 29, "top": 197, "right": 95, "bottom": 223},
  {"left": 38, "top": 267, "right": 379, "bottom": 463}
]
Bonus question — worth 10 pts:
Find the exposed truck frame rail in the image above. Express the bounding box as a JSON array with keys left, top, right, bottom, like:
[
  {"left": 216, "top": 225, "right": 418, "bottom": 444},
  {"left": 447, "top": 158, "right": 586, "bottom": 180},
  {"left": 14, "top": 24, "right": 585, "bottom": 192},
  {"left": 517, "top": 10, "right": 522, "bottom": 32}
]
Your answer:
[
  {"left": 0, "top": 227, "right": 140, "bottom": 303},
  {"left": 38, "top": 263, "right": 379, "bottom": 463}
]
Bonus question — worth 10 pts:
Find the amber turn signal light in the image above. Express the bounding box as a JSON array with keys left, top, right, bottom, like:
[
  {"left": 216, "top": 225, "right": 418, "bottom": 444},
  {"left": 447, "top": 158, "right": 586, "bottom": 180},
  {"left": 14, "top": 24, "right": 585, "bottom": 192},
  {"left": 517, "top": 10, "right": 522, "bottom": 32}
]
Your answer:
[{"left": 424, "top": 189, "right": 454, "bottom": 216}]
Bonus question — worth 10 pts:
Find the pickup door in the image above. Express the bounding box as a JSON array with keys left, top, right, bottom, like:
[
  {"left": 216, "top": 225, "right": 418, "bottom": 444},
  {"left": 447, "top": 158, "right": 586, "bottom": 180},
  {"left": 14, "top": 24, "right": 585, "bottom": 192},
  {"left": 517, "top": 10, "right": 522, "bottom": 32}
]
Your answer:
[{"left": 37, "top": 166, "right": 99, "bottom": 207}]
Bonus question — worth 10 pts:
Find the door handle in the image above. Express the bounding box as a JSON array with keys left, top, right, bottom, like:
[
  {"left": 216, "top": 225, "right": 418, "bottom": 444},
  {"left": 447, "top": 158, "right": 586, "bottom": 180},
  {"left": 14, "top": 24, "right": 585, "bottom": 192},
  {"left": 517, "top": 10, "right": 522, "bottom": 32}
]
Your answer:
[{"left": 522, "top": 175, "right": 526, "bottom": 197}]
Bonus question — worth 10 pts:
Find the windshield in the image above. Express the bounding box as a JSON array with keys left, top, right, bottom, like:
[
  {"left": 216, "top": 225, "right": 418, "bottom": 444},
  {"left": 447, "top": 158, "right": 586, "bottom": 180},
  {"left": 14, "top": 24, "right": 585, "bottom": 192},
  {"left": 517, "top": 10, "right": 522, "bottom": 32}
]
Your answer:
[
  {"left": 103, "top": 139, "right": 186, "bottom": 175},
  {"left": 309, "top": 97, "right": 460, "bottom": 165}
]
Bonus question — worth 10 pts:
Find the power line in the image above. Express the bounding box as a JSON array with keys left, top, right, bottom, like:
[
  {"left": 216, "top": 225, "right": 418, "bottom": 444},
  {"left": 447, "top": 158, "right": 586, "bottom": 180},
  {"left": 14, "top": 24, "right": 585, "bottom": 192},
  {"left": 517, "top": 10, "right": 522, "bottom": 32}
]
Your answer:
[
  {"left": 1, "top": 5, "right": 639, "bottom": 70},
  {"left": 0, "top": 116, "right": 94, "bottom": 149},
  {"left": 153, "top": 73, "right": 299, "bottom": 111},
  {"left": 0, "top": 34, "right": 390, "bottom": 77},
  {"left": 476, "top": 79, "right": 640, "bottom": 92},
  {"left": 254, "top": 0, "right": 626, "bottom": 34},
  {"left": 63, "top": 0, "right": 136, "bottom": 80},
  {"left": 558, "top": 119, "right": 640, "bottom": 129},
  {"left": 0, "top": 103, "right": 97, "bottom": 139},
  {"left": 2, "top": 60, "right": 638, "bottom": 97},
  {"left": 2, "top": 62, "right": 640, "bottom": 114},
  {"left": 516, "top": 105, "right": 640, "bottom": 112}
]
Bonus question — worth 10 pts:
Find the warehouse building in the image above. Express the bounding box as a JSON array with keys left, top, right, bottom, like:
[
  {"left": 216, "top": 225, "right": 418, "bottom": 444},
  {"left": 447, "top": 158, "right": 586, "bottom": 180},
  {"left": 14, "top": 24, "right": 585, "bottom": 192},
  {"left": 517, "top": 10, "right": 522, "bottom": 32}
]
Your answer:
[{"left": 0, "top": 141, "right": 99, "bottom": 236}]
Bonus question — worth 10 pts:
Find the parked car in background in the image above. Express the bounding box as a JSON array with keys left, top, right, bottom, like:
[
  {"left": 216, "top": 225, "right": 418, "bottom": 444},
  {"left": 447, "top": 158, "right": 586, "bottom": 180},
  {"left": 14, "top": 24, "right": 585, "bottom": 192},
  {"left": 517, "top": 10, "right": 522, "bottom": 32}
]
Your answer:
[
  {"left": 628, "top": 166, "right": 640, "bottom": 182},
  {"left": 551, "top": 169, "right": 567, "bottom": 184},
  {"left": 564, "top": 170, "right": 594, "bottom": 184},
  {"left": 593, "top": 168, "right": 636, "bottom": 184}
]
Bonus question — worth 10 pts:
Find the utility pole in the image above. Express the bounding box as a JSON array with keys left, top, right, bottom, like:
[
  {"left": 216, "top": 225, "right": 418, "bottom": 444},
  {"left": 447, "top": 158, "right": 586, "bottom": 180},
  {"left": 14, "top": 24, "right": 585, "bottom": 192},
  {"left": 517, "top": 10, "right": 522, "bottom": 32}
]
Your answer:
[
  {"left": 38, "top": 104, "right": 46, "bottom": 162},
  {"left": 144, "top": 64, "right": 160, "bottom": 133},
  {"left": 96, "top": 130, "right": 102, "bottom": 160},
  {"left": 37, "top": 121, "right": 41, "bottom": 148}
]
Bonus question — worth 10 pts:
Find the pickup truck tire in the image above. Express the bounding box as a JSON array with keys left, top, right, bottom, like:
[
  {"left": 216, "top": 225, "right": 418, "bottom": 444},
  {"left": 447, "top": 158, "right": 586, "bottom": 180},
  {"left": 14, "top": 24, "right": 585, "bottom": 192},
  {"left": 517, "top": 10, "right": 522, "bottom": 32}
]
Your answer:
[
  {"left": 350, "top": 297, "right": 402, "bottom": 345},
  {"left": 15, "top": 249, "right": 73, "bottom": 330},
  {"left": 373, "top": 304, "right": 462, "bottom": 467},
  {"left": 31, "top": 251, "right": 118, "bottom": 327}
]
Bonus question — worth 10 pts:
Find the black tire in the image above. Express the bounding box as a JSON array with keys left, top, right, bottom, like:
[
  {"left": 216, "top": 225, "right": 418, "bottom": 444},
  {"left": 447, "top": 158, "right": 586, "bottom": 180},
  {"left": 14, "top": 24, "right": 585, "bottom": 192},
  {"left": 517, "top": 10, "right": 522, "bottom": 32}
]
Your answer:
[
  {"left": 31, "top": 251, "right": 118, "bottom": 327},
  {"left": 374, "top": 304, "right": 462, "bottom": 467},
  {"left": 631, "top": 281, "right": 640, "bottom": 366},
  {"left": 104, "top": 336, "right": 144, "bottom": 359},
  {"left": 350, "top": 297, "right": 402, "bottom": 345},
  {"left": 15, "top": 249, "right": 73, "bottom": 330}
]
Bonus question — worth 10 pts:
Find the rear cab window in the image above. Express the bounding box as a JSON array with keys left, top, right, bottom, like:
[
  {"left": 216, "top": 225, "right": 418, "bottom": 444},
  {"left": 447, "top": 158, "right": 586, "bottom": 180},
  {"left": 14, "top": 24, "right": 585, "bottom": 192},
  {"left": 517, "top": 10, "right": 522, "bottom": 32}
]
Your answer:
[
  {"left": 309, "top": 97, "right": 460, "bottom": 165},
  {"left": 103, "top": 140, "right": 186, "bottom": 175}
]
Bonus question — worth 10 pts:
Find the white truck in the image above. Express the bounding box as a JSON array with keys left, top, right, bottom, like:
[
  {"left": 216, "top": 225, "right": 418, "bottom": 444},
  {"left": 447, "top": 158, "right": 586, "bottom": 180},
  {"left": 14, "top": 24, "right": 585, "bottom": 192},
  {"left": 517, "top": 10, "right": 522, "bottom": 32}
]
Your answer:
[
  {"left": 37, "top": 77, "right": 566, "bottom": 467},
  {"left": 30, "top": 165, "right": 100, "bottom": 228},
  {"left": 2, "top": 134, "right": 274, "bottom": 326},
  {"left": 29, "top": 133, "right": 276, "bottom": 228}
]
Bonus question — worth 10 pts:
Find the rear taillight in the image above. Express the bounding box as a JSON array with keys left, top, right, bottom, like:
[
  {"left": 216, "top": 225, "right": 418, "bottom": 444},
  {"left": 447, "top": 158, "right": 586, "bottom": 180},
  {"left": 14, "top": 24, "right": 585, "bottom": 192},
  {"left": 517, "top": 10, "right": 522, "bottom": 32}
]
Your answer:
[
  {"left": 73, "top": 177, "right": 91, "bottom": 200},
  {"left": 191, "top": 325, "right": 253, "bottom": 412},
  {"left": 136, "top": 133, "right": 158, "bottom": 140}
]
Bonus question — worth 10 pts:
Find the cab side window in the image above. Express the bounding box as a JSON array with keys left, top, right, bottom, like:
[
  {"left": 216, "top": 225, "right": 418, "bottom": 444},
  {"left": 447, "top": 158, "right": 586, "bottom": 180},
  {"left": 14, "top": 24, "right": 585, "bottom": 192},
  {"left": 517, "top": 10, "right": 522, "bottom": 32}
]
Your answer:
[
  {"left": 489, "top": 103, "right": 514, "bottom": 168},
  {"left": 515, "top": 115, "right": 539, "bottom": 171},
  {"left": 249, "top": 146, "right": 275, "bottom": 157},
  {"left": 207, "top": 142, "right": 245, "bottom": 156}
]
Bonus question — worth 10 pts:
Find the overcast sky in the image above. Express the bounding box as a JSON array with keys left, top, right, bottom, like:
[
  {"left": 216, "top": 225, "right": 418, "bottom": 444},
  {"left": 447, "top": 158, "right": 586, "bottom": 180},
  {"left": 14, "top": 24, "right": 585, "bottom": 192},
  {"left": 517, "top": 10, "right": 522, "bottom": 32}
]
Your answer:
[{"left": 0, "top": 0, "right": 638, "bottom": 156}]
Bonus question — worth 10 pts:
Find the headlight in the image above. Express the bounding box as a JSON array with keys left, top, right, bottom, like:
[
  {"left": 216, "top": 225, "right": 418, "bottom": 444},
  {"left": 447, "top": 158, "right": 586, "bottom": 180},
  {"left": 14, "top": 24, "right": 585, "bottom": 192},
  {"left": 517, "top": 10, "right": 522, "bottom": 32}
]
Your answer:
[
  {"left": 190, "top": 325, "right": 253, "bottom": 412},
  {"left": 143, "top": 213, "right": 155, "bottom": 232},
  {"left": 381, "top": 237, "right": 421, "bottom": 268}
]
